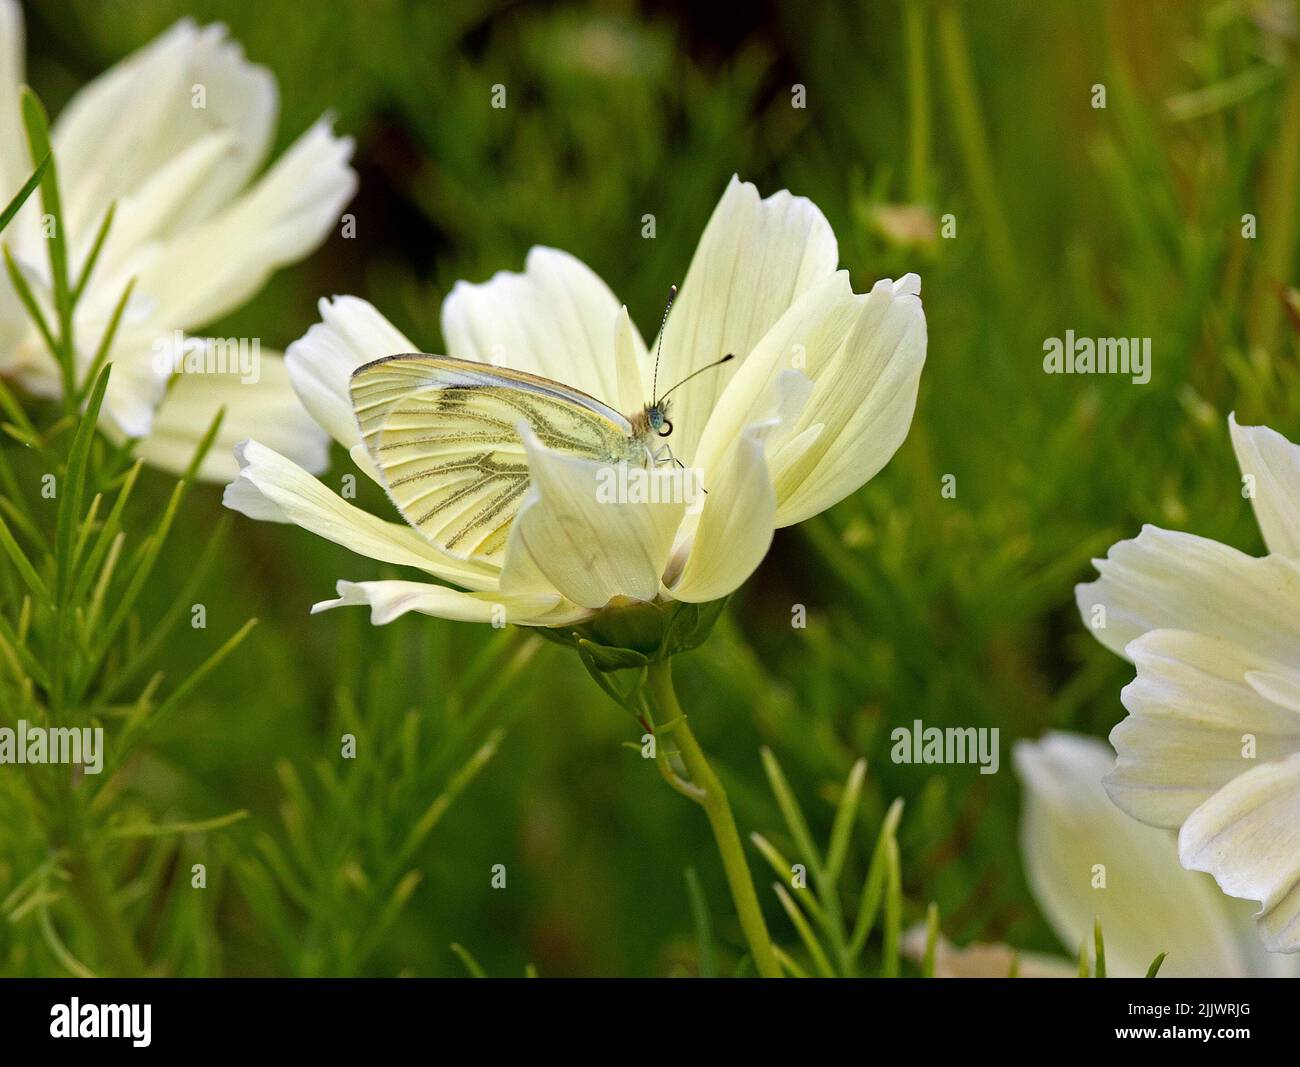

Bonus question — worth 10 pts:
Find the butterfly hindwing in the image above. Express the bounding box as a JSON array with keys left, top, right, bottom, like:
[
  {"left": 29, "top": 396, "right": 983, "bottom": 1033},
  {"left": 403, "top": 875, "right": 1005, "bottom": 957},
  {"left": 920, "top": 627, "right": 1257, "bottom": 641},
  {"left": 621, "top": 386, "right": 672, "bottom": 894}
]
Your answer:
[{"left": 351, "top": 354, "right": 636, "bottom": 563}]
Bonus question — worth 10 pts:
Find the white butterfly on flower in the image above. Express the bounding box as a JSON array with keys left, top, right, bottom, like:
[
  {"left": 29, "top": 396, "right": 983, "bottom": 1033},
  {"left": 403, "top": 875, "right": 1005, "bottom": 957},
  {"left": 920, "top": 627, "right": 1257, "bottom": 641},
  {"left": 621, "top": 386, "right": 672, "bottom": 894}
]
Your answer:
[
  {"left": 347, "top": 292, "right": 732, "bottom": 563},
  {"left": 225, "top": 176, "right": 928, "bottom": 627}
]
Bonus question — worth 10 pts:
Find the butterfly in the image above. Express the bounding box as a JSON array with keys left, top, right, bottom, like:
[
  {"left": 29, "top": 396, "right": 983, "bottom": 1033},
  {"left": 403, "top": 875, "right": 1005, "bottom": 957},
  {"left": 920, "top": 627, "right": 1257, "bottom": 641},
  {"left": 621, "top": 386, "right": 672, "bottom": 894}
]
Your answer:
[{"left": 350, "top": 311, "right": 733, "bottom": 565}]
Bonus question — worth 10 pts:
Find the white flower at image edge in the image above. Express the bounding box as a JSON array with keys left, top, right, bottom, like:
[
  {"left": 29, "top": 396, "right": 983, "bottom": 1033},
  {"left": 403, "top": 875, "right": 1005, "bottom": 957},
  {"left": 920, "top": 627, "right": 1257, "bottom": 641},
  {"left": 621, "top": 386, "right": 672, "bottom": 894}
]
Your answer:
[
  {"left": 1077, "top": 415, "right": 1300, "bottom": 954},
  {"left": 0, "top": 4, "right": 356, "bottom": 480},
  {"left": 223, "top": 176, "right": 927, "bottom": 626},
  {"left": 907, "top": 732, "right": 1298, "bottom": 977}
]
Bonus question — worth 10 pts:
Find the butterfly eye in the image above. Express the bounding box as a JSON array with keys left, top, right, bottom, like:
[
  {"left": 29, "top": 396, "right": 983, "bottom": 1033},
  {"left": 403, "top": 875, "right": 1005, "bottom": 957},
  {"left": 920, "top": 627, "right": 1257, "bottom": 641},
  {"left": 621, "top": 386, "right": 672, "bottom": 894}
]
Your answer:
[{"left": 657, "top": 419, "right": 673, "bottom": 438}]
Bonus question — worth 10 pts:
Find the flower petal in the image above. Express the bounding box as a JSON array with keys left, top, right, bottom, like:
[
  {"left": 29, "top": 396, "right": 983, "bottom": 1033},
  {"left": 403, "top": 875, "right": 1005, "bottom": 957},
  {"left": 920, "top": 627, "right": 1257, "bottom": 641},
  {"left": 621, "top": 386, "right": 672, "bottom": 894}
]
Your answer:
[
  {"left": 285, "top": 295, "right": 416, "bottom": 455},
  {"left": 695, "top": 272, "right": 925, "bottom": 526},
  {"left": 52, "top": 19, "right": 276, "bottom": 240},
  {"left": 441, "top": 246, "right": 639, "bottom": 407},
  {"left": 901, "top": 927, "right": 1075, "bottom": 978},
  {"left": 131, "top": 349, "right": 327, "bottom": 482},
  {"left": 0, "top": 0, "right": 27, "bottom": 201},
  {"left": 1229, "top": 413, "right": 1300, "bottom": 561},
  {"left": 667, "top": 370, "right": 809, "bottom": 603},
  {"left": 1075, "top": 524, "right": 1300, "bottom": 661},
  {"left": 613, "top": 305, "right": 649, "bottom": 415},
  {"left": 100, "top": 338, "right": 170, "bottom": 440},
  {"left": 311, "top": 579, "right": 559, "bottom": 626},
  {"left": 130, "top": 117, "right": 355, "bottom": 330},
  {"left": 1016, "top": 732, "right": 1283, "bottom": 977},
  {"left": 1107, "top": 630, "right": 1300, "bottom": 827},
  {"left": 502, "top": 427, "right": 683, "bottom": 610},
  {"left": 223, "top": 439, "right": 498, "bottom": 591},
  {"left": 1180, "top": 753, "right": 1300, "bottom": 954},
  {"left": 654, "top": 175, "right": 838, "bottom": 462}
]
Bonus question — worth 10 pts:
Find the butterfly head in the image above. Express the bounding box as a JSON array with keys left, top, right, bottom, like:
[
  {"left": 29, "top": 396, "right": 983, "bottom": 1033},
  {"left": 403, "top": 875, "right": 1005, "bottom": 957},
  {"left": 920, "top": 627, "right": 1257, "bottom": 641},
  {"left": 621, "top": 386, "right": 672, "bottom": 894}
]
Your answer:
[
  {"left": 647, "top": 400, "right": 673, "bottom": 437},
  {"left": 631, "top": 400, "right": 673, "bottom": 440}
]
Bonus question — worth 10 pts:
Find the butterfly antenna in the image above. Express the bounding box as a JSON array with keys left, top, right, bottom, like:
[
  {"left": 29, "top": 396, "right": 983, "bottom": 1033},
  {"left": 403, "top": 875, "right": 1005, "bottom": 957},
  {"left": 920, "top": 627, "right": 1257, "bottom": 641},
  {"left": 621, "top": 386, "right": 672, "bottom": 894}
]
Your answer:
[
  {"left": 652, "top": 284, "right": 678, "bottom": 404},
  {"left": 658, "top": 353, "right": 735, "bottom": 403}
]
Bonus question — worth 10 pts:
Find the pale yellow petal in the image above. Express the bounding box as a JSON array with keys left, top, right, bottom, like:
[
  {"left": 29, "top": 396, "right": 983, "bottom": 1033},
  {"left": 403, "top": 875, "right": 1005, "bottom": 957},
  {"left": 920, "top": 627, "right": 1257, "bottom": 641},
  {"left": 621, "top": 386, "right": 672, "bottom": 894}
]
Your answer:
[
  {"left": 667, "top": 425, "right": 775, "bottom": 604},
  {"left": 1075, "top": 524, "right": 1300, "bottom": 661},
  {"left": 441, "top": 246, "right": 638, "bottom": 407},
  {"left": 653, "top": 175, "right": 838, "bottom": 463},
  {"left": 613, "top": 305, "right": 649, "bottom": 415},
  {"left": 694, "top": 272, "right": 925, "bottom": 526},
  {"left": 311, "top": 579, "right": 558, "bottom": 626},
  {"left": 1107, "top": 630, "right": 1300, "bottom": 827},
  {"left": 667, "top": 369, "right": 808, "bottom": 602},
  {"left": 1229, "top": 413, "right": 1300, "bottom": 561},
  {"left": 503, "top": 427, "right": 683, "bottom": 610},
  {"left": 1017, "top": 732, "right": 1281, "bottom": 976},
  {"left": 223, "top": 439, "right": 499, "bottom": 591},
  {"left": 1180, "top": 753, "right": 1300, "bottom": 954},
  {"left": 132, "top": 349, "right": 327, "bottom": 482},
  {"left": 52, "top": 19, "right": 276, "bottom": 240},
  {"left": 131, "top": 118, "right": 355, "bottom": 330},
  {"left": 0, "top": 0, "right": 27, "bottom": 199},
  {"left": 285, "top": 295, "right": 416, "bottom": 453}
]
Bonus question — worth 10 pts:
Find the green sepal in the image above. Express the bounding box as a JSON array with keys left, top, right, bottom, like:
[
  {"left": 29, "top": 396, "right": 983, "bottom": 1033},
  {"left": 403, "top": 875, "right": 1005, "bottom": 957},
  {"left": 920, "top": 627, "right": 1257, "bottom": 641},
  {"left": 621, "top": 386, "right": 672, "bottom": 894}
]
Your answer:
[
  {"left": 538, "top": 595, "right": 730, "bottom": 711},
  {"left": 661, "top": 596, "right": 730, "bottom": 658},
  {"left": 576, "top": 637, "right": 649, "bottom": 672},
  {"left": 544, "top": 594, "right": 731, "bottom": 673}
]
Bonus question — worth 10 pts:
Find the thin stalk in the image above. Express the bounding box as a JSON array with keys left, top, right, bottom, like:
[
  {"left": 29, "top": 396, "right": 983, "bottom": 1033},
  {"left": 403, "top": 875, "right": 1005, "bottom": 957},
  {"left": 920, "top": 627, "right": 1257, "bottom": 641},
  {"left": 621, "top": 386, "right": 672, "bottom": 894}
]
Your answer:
[
  {"left": 1250, "top": 49, "right": 1300, "bottom": 350},
  {"left": 903, "top": 0, "right": 932, "bottom": 204},
  {"left": 644, "top": 659, "right": 781, "bottom": 978},
  {"left": 936, "top": 0, "right": 1017, "bottom": 293}
]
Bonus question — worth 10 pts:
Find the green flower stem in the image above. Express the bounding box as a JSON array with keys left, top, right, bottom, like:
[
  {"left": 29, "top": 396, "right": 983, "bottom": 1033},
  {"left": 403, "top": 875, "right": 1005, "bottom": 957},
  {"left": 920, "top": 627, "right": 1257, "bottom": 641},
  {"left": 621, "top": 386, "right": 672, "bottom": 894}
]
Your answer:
[{"left": 644, "top": 659, "right": 781, "bottom": 978}]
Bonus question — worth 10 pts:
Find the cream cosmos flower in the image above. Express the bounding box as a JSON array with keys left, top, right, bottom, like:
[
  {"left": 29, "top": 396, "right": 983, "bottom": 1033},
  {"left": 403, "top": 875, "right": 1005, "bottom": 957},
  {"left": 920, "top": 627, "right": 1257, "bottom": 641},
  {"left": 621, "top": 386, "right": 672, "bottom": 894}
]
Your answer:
[
  {"left": 224, "top": 176, "right": 927, "bottom": 627},
  {"left": 0, "top": 5, "right": 356, "bottom": 480},
  {"left": 908, "top": 732, "right": 1298, "bottom": 977},
  {"left": 1076, "top": 415, "right": 1300, "bottom": 954}
]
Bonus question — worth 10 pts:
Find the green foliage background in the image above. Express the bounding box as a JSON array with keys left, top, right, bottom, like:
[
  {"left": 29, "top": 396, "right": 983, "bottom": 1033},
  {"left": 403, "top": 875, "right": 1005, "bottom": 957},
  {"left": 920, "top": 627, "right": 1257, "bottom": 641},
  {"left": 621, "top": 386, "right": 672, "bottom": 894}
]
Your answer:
[{"left": 2, "top": 0, "right": 1297, "bottom": 976}]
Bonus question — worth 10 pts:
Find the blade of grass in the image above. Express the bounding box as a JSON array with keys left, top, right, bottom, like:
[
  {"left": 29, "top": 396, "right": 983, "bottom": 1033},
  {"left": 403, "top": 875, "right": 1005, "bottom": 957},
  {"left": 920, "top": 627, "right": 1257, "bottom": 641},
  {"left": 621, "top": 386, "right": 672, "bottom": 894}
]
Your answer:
[
  {"left": 773, "top": 883, "right": 834, "bottom": 978},
  {"left": 70, "top": 202, "right": 115, "bottom": 305},
  {"left": 922, "top": 901, "right": 940, "bottom": 978},
  {"left": 880, "top": 835, "right": 902, "bottom": 977},
  {"left": 20, "top": 89, "right": 74, "bottom": 402},
  {"left": 848, "top": 797, "right": 902, "bottom": 957},
  {"left": 683, "top": 866, "right": 716, "bottom": 978},
  {"left": 109, "top": 809, "right": 249, "bottom": 839},
  {"left": 450, "top": 943, "right": 487, "bottom": 978},
  {"left": 0, "top": 511, "right": 50, "bottom": 603},
  {"left": 825, "top": 757, "right": 866, "bottom": 883},
  {"left": 0, "top": 153, "right": 48, "bottom": 232},
  {"left": 749, "top": 831, "right": 827, "bottom": 926}
]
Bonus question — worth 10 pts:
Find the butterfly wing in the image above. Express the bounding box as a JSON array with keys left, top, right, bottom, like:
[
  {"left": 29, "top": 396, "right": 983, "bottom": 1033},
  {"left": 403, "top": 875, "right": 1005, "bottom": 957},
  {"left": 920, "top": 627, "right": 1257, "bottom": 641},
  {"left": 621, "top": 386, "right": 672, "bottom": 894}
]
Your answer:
[{"left": 351, "top": 354, "right": 636, "bottom": 563}]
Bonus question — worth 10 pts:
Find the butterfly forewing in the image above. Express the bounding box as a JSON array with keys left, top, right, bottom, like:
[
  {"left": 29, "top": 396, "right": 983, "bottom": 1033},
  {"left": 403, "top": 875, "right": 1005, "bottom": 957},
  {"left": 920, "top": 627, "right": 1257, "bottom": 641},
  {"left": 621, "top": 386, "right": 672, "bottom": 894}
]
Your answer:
[{"left": 351, "top": 355, "right": 635, "bottom": 563}]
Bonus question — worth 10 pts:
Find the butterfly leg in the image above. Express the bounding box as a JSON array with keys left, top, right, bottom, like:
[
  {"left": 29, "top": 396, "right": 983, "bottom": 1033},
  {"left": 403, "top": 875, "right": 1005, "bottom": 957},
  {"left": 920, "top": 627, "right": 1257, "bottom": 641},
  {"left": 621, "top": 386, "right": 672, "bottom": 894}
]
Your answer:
[
  {"left": 651, "top": 442, "right": 708, "bottom": 499},
  {"left": 652, "top": 442, "right": 684, "bottom": 469}
]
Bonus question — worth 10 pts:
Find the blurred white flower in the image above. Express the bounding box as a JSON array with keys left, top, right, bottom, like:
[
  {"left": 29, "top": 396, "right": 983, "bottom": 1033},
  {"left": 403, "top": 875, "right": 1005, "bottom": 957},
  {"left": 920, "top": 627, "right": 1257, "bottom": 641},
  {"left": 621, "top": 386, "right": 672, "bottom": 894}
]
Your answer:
[
  {"left": 1016, "top": 732, "right": 1297, "bottom": 976},
  {"left": 909, "top": 732, "right": 1298, "bottom": 977},
  {"left": 224, "top": 176, "right": 927, "bottom": 627},
  {"left": 902, "top": 931, "right": 1075, "bottom": 979},
  {"left": 0, "top": 5, "right": 356, "bottom": 480},
  {"left": 1077, "top": 416, "right": 1300, "bottom": 955}
]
